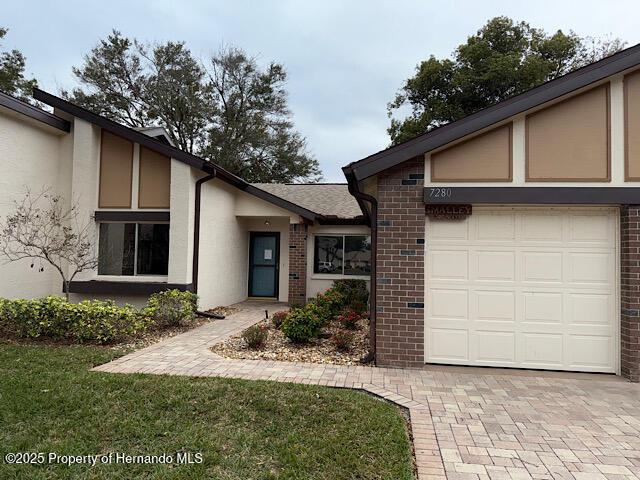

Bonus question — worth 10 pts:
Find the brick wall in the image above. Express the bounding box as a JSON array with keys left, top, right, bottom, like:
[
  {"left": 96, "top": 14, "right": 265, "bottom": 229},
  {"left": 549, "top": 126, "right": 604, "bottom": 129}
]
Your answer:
[
  {"left": 376, "top": 158, "right": 425, "bottom": 367},
  {"left": 288, "top": 223, "right": 307, "bottom": 305},
  {"left": 621, "top": 206, "right": 640, "bottom": 382}
]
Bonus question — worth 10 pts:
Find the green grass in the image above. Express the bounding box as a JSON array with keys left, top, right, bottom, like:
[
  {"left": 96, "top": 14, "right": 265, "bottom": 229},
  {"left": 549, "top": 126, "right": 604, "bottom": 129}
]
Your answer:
[{"left": 0, "top": 343, "right": 414, "bottom": 479}]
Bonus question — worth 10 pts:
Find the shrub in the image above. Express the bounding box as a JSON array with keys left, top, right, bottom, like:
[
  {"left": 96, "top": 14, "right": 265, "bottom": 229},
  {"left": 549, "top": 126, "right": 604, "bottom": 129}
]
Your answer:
[
  {"left": 337, "top": 308, "right": 361, "bottom": 330},
  {"left": 271, "top": 310, "right": 288, "bottom": 329},
  {"left": 146, "top": 290, "right": 198, "bottom": 327},
  {"left": 0, "top": 296, "right": 153, "bottom": 344},
  {"left": 241, "top": 324, "right": 268, "bottom": 349},
  {"left": 332, "top": 330, "right": 355, "bottom": 352},
  {"left": 281, "top": 305, "right": 322, "bottom": 343},
  {"left": 313, "top": 289, "right": 344, "bottom": 323},
  {"left": 332, "top": 279, "right": 369, "bottom": 313}
]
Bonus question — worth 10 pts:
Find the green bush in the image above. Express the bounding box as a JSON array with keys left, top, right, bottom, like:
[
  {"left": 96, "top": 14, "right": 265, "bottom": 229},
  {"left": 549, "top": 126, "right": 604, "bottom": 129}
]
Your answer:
[
  {"left": 241, "top": 324, "right": 268, "bottom": 349},
  {"left": 313, "top": 289, "right": 344, "bottom": 324},
  {"left": 146, "top": 289, "right": 198, "bottom": 327},
  {"left": 281, "top": 304, "right": 323, "bottom": 343},
  {"left": 332, "top": 279, "right": 369, "bottom": 313},
  {"left": 0, "top": 296, "right": 153, "bottom": 344}
]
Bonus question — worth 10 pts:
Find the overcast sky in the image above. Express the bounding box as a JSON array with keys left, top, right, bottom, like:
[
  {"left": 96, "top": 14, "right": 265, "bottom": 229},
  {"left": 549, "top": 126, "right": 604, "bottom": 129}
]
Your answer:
[{"left": 7, "top": 1, "right": 640, "bottom": 181}]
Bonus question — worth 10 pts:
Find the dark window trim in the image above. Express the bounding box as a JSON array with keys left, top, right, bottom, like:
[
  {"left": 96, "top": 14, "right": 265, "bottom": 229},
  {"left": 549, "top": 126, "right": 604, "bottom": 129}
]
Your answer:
[
  {"left": 313, "top": 233, "right": 371, "bottom": 277},
  {"left": 423, "top": 186, "right": 640, "bottom": 204},
  {"left": 0, "top": 90, "right": 70, "bottom": 132},
  {"left": 64, "top": 281, "right": 193, "bottom": 295},
  {"left": 248, "top": 231, "right": 280, "bottom": 298},
  {"left": 95, "top": 210, "right": 170, "bottom": 222}
]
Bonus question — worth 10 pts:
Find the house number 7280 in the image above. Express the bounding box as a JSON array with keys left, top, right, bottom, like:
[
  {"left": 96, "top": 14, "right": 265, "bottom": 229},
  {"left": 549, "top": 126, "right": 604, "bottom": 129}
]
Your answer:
[{"left": 429, "top": 187, "right": 452, "bottom": 198}]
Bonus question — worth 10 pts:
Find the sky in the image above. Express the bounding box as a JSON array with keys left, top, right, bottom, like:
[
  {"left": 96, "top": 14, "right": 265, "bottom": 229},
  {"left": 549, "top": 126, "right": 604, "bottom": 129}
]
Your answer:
[{"left": 6, "top": 1, "right": 640, "bottom": 181}]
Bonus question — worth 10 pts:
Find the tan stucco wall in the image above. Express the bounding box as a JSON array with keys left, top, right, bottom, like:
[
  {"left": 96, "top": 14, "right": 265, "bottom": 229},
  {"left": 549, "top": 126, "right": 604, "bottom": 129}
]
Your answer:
[
  {"left": 431, "top": 124, "right": 512, "bottom": 182},
  {"left": 625, "top": 70, "right": 640, "bottom": 180},
  {"left": 98, "top": 131, "right": 133, "bottom": 208},
  {"left": 138, "top": 146, "right": 171, "bottom": 208},
  {"left": 526, "top": 85, "right": 610, "bottom": 181}
]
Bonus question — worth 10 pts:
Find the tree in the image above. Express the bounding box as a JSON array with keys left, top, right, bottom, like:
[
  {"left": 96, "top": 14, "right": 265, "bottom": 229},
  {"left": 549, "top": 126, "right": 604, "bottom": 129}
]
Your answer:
[
  {"left": 0, "top": 189, "right": 97, "bottom": 301},
  {"left": 0, "top": 27, "right": 38, "bottom": 102},
  {"left": 388, "top": 17, "right": 626, "bottom": 145},
  {"left": 65, "top": 31, "right": 320, "bottom": 183}
]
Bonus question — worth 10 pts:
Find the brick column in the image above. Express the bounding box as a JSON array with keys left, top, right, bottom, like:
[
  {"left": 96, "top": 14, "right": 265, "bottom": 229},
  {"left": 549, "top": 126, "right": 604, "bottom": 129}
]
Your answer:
[
  {"left": 621, "top": 206, "right": 640, "bottom": 382},
  {"left": 288, "top": 223, "right": 307, "bottom": 305},
  {"left": 376, "top": 158, "right": 425, "bottom": 367}
]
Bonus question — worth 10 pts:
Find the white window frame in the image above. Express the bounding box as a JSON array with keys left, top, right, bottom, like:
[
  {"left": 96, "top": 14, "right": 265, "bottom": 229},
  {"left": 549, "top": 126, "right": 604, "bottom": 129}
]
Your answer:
[{"left": 312, "top": 233, "right": 371, "bottom": 279}]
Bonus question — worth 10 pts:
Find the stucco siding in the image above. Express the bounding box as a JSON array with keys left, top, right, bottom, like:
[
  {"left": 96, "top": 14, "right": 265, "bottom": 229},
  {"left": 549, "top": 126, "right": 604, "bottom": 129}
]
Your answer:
[
  {"left": 0, "top": 109, "right": 71, "bottom": 298},
  {"left": 197, "top": 179, "right": 247, "bottom": 308}
]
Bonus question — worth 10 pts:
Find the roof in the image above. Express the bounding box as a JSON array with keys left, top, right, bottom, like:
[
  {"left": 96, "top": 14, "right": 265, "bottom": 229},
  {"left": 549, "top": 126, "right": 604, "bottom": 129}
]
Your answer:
[
  {"left": 344, "top": 42, "right": 640, "bottom": 181},
  {"left": 251, "top": 183, "right": 364, "bottom": 220},
  {"left": 0, "top": 90, "right": 70, "bottom": 132},
  {"left": 19, "top": 89, "right": 359, "bottom": 224}
]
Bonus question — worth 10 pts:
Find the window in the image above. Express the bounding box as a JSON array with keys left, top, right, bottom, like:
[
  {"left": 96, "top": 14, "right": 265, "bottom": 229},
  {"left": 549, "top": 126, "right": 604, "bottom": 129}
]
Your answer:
[
  {"left": 98, "top": 223, "right": 169, "bottom": 276},
  {"left": 314, "top": 235, "right": 371, "bottom": 276}
]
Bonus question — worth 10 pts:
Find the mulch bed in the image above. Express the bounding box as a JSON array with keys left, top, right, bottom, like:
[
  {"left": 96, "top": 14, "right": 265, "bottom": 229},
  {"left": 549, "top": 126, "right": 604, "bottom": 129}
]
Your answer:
[{"left": 211, "top": 318, "right": 371, "bottom": 366}]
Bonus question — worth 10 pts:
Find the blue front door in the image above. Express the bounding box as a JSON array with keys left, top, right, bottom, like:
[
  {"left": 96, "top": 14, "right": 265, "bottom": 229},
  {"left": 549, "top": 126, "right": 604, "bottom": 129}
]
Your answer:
[{"left": 249, "top": 232, "right": 279, "bottom": 297}]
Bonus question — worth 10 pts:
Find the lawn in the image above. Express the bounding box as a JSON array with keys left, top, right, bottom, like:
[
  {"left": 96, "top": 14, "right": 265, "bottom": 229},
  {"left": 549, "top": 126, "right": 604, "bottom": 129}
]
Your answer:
[{"left": 0, "top": 343, "right": 414, "bottom": 479}]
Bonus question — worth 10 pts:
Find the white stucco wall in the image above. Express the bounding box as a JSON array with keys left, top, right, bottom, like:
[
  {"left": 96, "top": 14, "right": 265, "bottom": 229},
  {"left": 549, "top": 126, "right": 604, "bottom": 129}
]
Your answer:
[
  {"left": 196, "top": 178, "right": 248, "bottom": 308},
  {"left": 306, "top": 224, "right": 371, "bottom": 299},
  {"left": 0, "top": 108, "right": 71, "bottom": 299}
]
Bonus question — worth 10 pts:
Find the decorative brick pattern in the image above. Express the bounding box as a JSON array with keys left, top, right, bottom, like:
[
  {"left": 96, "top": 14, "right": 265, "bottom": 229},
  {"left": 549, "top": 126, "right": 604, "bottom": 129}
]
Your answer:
[
  {"left": 288, "top": 223, "right": 307, "bottom": 305},
  {"left": 376, "top": 158, "right": 425, "bottom": 367},
  {"left": 621, "top": 206, "right": 640, "bottom": 382}
]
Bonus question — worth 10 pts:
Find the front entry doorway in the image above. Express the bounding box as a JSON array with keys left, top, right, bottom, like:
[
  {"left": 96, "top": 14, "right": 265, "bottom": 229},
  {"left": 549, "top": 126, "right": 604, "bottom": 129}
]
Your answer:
[{"left": 248, "top": 232, "right": 280, "bottom": 298}]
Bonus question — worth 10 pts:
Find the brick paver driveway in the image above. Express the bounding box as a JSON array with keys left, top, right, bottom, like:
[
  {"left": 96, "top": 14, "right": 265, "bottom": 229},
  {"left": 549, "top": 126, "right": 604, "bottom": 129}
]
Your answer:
[{"left": 95, "top": 301, "right": 640, "bottom": 480}]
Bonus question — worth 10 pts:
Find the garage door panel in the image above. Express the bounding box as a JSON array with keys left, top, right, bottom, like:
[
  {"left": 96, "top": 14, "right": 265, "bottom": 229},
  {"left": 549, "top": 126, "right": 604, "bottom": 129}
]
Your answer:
[
  {"left": 522, "top": 252, "right": 563, "bottom": 283},
  {"left": 426, "top": 207, "right": 617, "bottom": 373},
  {"left": 569, "top": 214, "right": 613, "bottom": 244},
  {"left": 522, "top": 214, "right": 563, "bottom": 242},
  {"left": 429, "top": 289, "right": 468, "bottom": 319},
  {"left": 476, "top": 213, "right": 516, "bottom": 241},
  {"left": 476, "top": 250, "right": 516, "bottom": 281},
  {"left": 522, "top": 333, "right": 564, "bottom": 366},
  {"left": 523, "top": 292, "right": 563, "bottom": 324},
  {"left": 567, "top": 335, "right": 613, "bottom": 370},
  {"left": 428, "top": 328, "right": 469, "bottom": 361},
  {"left": 568, "top": 252, "right": 613, "bottom": 285},
  {"left": 429, "top": 249, "right": 468, "bottom": 280},
  {"left": 475, "top": 331, "right": 516, "bottom": 363},
  {"left": 475, "top": 290, "right": 515, "bottom": 321},
  {"left": 568, "top": 293, "right": 611, "bottom": 326}
]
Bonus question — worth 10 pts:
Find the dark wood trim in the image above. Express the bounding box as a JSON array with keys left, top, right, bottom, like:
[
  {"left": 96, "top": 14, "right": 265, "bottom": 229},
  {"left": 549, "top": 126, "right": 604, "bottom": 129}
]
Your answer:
[
  {"left": 94, "top": 210, "right": 170, "bottom": 222},
  {"left": 317, "top": 216, "right": 368, "bottom": 225},
  {"left": 248, "top": 231, "right": 280, "bottom": 298},
  {"left": 65, "top": 281, "right": 193, "bottom": 295},
  {"left": 424, "top": 186, "right": 640, "bottom": 204},
  {"left": 0, "top": 90, "right": 70, "bottom": 132},
  {"left": 524, "top": 84, "right": 611, "bottom": 182},
  {"left": 345, "top": 43, "right": 640, "bottom": 181},
  {"left": 430, "top": 123, "right": 513, "bottom": 183}
]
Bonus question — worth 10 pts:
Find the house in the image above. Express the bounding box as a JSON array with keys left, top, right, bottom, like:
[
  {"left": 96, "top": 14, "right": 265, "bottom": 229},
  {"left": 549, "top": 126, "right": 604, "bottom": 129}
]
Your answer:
[
  {"left": 3, "top": 42, "right": 640, "bottom": 383},
  {"left": 344, "top": 43, "right": 640, "bottom": 382},
  {"left": 0, "top": 89, "right": 370, "bottom": 309}
]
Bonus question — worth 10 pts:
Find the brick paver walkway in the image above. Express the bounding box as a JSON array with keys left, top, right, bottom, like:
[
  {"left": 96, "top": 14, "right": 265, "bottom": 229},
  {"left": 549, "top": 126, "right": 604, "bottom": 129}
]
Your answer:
[{"left": 94, "top": 301, "right": 640, "bottom": 480}]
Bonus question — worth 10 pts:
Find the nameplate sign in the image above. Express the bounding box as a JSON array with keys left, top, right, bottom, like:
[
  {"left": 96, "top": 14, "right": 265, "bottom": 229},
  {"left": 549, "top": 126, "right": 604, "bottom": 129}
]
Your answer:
[{"left": 425, "top": 204, "right": 472, "bottom": 220}]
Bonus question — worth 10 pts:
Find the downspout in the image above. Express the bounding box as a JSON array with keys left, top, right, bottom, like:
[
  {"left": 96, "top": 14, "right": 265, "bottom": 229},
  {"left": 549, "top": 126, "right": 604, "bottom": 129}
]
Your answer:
[
  {"left": 192, "top": 169, "right": 216, "bottom": 296},
  {"left": 345, "top": 171, "right": 378, "bottom": 364}
]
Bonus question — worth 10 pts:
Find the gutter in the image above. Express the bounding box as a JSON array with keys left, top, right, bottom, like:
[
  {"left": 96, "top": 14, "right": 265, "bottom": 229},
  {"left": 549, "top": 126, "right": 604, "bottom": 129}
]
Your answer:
[
  {"left": 192, "top": 168, "right": 217, "bottom": 295},
  {"left": 343, "top": 168, "right": 377, "bottom": 364}
]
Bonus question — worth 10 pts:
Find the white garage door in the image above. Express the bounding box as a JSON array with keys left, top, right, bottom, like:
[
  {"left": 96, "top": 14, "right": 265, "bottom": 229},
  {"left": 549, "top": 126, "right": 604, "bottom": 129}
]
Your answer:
[{"left": 425, "top": 207, "right": 618, "bottom": 373}]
